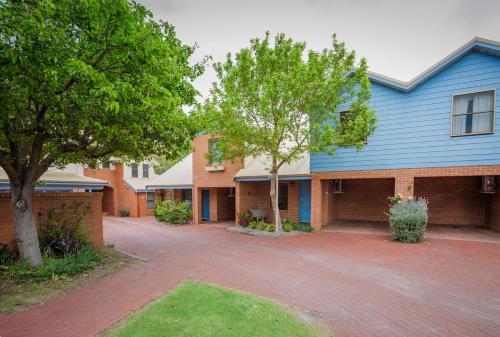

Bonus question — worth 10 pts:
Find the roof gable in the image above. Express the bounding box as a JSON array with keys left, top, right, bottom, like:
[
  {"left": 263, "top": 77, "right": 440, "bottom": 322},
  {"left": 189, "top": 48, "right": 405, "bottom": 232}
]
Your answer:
[{"left": 369, "top": 37, "right": 500, "bottom": 92}]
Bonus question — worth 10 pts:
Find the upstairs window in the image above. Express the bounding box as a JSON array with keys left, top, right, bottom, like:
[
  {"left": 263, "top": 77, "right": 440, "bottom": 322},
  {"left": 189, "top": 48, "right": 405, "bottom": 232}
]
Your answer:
[
  {"left": 102, "top": 161, "right": 110, "bottom": 169},
  {"left": 452, "top": 90, "right": 495, "bottom": 136},
  {"left": 131, "top": 163, "right": 138, "bottom": 177},
  {"left": 209, "top": 139, "right": 223, "bottom": 165},
  {"left": 143, "top": 164, "right": 149, "bottom": 178}
]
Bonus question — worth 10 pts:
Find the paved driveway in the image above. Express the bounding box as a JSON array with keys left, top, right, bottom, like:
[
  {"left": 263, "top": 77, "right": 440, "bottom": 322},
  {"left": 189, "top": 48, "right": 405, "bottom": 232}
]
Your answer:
[{"left": 2, "top": 217, "right": 500, "bottom": 337}]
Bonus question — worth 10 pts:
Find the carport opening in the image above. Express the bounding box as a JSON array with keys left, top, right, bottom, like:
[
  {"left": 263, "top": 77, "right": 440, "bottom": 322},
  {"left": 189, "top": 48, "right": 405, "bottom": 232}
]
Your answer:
[
  {"left": 414, "top": 176, "right": 497, "bottom": 228},
  {"left": 326, "top": 178, "right": 395, "bottom": 229}
]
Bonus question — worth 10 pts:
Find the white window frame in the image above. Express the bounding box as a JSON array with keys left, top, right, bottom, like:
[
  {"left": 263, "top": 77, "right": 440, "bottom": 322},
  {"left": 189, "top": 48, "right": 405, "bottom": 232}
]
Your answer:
[{"left": 450, "top": 88, "right": 496, "bottom": 137}]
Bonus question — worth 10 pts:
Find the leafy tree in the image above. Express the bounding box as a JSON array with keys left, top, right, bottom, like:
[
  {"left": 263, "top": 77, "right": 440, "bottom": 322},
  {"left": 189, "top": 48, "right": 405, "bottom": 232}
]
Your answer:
[
  {"left": 200, "top": 32, "right": 375, "bottom": 231},
  {"left": 152, "top": 144, "right": 191, "bottom": 175},
  {"left": 0, "top": 0, "right": 203, "bottom": 266}
]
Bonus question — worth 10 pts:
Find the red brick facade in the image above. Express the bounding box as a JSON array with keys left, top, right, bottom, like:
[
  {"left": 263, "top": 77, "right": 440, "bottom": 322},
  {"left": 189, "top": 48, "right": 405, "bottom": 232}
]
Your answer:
[
  {"left": 0, "top": 192, "right": 103, "bottom": 247},
  {"left": 311, "top": 166, "right": 500, "bottom": 231},
  {"left": 192, "top": 135, "right": 244, "bottom": 224},
  {"left": 84, "top": 164, "right": 153, "bottom": 217}
]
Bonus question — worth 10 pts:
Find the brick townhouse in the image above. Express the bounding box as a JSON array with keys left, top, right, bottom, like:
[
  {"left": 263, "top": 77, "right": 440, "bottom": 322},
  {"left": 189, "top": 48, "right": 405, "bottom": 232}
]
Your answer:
[
  {"left": 310, "top": 37, "right": 500, "bottom": 232},
  {"left": 152, "top": 37, "right": 500, "bottom": 234},
  {"left": 84, "top": 160, "right": 157, "bottom": 217}
]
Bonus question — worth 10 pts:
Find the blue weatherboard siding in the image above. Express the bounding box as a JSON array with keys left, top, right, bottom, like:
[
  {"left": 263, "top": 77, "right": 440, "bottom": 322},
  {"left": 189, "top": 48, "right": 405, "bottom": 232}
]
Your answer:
[{"left": 311, "top": 51, "right": 500, "bottom": 172}]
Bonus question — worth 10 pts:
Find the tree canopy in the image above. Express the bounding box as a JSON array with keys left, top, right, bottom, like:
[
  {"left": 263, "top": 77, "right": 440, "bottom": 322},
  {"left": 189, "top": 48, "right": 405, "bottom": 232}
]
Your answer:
[
  {"left": 0, "top": 0, "right": 203, "bottom": 266},
  {"left": 199, "top": 32, "right": 376, "bottom": 230}
]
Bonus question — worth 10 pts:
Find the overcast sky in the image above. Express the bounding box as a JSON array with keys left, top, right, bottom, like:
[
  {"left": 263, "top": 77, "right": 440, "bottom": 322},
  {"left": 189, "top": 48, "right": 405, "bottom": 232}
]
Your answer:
[{"left": 140, "top": 0, "right": 500, "bottom": 101}]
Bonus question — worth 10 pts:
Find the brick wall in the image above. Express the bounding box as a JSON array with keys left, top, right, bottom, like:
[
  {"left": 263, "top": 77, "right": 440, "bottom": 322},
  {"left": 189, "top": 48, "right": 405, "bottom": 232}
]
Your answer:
[
  {"left": 333, "top": 178, "right": 394, "bottom": 223},
  {"left": 311, "top": 165, "right": 500, "bottom": 230},
  {"left": 0, "top": 192, "right": 103, "bottom": 247},
  {"left": 414, "top": 176, "right": 487, "bottom": 226},
  {"left": 236, "top": 181, "right": 299, "bottom": 224}
]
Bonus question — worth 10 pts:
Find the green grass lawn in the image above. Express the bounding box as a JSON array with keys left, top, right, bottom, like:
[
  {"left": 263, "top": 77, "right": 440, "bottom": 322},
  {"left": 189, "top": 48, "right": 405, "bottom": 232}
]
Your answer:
[{"left": 105, "top": 281, "right": 327, "bottom": 337}]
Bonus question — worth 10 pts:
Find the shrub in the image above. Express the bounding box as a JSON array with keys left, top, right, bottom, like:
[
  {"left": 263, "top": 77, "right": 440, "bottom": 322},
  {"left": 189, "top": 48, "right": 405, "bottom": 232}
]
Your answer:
[
  {"left": 0, "top": 243, "right": 17, "bottom": 265},
  {"left": 39, "top": 202, "right": 91, "bottom": 257},
  {"left": 119, "top": 208, "right": 130, "bottom": 217},
  {"left": 283, "top": 223, "right": 292, "bottom": 232},
  {"left": 388, "top": 194, "right": 402, "bottom": 205},
  {"left": 237, "top": 211, "right": 252, "bottom": 227},
  {"left": 154, "top": 200, "right": 192, "bottom": 224},
  {"left": 389, "top": 198, "right": 428, "bottom": 243},
  {"left": 300, "top": 225, "right": 313, "bottom": 233},
  {"left": 7, "top": 247, "right": 102, "bottom": 281},
  {"left": 258, "top": 221, "right": 267, "bottom": 231},
  {"left": 267, "top": 224, "right": 276, "bottom": 232},
  {"left": 249, "top": 221, "right": 257, "bottom": 229}
]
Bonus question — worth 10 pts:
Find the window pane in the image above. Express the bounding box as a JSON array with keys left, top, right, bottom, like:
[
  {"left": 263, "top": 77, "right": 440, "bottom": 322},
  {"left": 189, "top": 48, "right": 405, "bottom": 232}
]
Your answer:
[
  {"left": 147, "top": 192, "right": 155, "bottom": 209},
  {"left": 278, "top": 184, "right": 288, "bottom": 210},
  {"left": 102, "top": 161, "right": 110, "bottom": 169},
  {"left": 209, "top": 139, "right": 222, "bottom": 164},
  {"left": 452, "top": 90, "right": 494, "bottom": 135},
  {"left": 143, "top": 164, "right": 149, "bottom": 178},
  {"left": 131, "top": 163, "right": 138, "bottom": 177}
]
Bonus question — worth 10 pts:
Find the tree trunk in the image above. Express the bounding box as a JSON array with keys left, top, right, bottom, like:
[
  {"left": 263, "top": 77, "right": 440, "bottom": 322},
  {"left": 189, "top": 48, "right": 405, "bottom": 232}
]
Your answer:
[
  {"left": 11, "top": 185, "right": 43, "bottom": 267},
  {"left": 270, "top": 162, "right": 282, "bottom": 232}
]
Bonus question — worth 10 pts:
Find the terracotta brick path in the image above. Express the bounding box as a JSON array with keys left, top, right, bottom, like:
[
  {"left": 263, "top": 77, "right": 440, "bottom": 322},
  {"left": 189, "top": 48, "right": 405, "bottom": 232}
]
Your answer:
[{"left": 1, "top": 217, "right": 500, "bottom": 337}]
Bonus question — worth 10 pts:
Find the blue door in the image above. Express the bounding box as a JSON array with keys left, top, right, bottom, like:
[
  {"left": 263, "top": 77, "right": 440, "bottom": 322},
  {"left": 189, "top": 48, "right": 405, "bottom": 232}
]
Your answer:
[
  {"left": 299, "top": 181, "right": 311, "bottom": 223},
  {"left": 201, "top": 189, "right": 210, "bottom": 221}
]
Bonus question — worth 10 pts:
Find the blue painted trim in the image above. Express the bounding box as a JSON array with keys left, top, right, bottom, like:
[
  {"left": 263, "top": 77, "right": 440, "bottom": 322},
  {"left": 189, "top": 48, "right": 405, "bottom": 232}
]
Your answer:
[
  {"left": 234, "top": 176, "right": 311, "bottom": 182},
  {"left": 146, "top": 185, "right": 193, "bottom": 191}
]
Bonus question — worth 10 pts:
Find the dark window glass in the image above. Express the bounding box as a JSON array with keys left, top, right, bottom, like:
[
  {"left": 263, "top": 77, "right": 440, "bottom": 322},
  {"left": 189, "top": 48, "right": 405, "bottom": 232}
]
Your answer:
[
  {"left": 147, "top": 192, "right": 155, "bottom": 209},
  {"left": 102, "top": 161, "right": 110, "bottom": 169},
  {"left": 131, "top": 163, "right": 138, "bottom": 177},
  {"left": 270, "top": 183, "right": 288, "bottom": 211},
  {"left": 143, "top": 164, "right": 149, "bottom": 178}
]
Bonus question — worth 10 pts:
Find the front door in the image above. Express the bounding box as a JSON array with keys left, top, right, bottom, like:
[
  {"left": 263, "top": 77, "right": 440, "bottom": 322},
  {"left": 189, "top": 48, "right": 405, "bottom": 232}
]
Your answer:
[
  {"left": 299, "top": 181, "right": 311, "bottom": 223},
  {"left": 201, "top": 189, "right": 210, "bottom": 221}
]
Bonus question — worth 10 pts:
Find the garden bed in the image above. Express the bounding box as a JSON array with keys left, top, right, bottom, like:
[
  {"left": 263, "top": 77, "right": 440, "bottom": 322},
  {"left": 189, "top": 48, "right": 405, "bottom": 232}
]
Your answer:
[
  {"left": 228, "top": 226, "right": 301, "bottom": 238},
  {"left": 0, "top": 246, "right": 138, "bottom": 313}
]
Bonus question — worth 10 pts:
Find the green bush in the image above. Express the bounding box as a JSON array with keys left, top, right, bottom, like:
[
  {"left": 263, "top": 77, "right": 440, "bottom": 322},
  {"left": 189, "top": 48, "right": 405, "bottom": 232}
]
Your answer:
[
  {"left": 154, "top": 200, "right": 192, "bottom": 224},
  {"left": 237, "top": 211, "right": 252, "bottom": 227},
  {"left": 119, "top": 208, "right": 130, "bottom": 217},
  {"left": 258, "top": 221, "right": 267, "bottom": 231},
  {"left": 389, "top": 198, "right": 428, "bottom": 243},
  {"left": 267, "top": 224, "right": 276, "bottom": 232},
  {"left": 249, "top": 221, "right": 257, "bottom": 229},
  {"left": 0, "top": 243, "right": 17, "bottom": 265},
  {"left": 283, "top": 223, "right": 292, "bottom": 232},
  {"left": 283, "top": 219, "right": 312, "bottom": 233},
  {"left": 6, "top": 246, "right": 102, "bottom": 281},
  {"left": 39, "top": 202, "right": 91, "bottom": 257},
  {"left": 301, "top": 225, "right": 313, "bottom": 233}
]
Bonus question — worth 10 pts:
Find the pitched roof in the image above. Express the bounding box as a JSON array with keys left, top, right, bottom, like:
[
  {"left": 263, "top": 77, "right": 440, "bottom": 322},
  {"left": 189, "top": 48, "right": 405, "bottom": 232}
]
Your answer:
[
  {"left": 123, "top": 178, "right": 153, "bottom": 192},
  {"left": 0, "top": 168, "right": 108, "bottom": 192},
  {"left": 369, "top": 37, "right": 500, "bottom": 92},
  {"left": 234, "top": 153, "right": 310, "bottom": 181},
  {"left": 146, "top": 154, "right": 193, "bottom": 190}
]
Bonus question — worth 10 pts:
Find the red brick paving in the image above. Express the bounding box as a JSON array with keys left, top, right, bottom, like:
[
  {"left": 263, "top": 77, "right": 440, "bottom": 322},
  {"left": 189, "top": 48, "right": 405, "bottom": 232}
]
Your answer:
[{"left": 1, "top": 217, "right": 500, "bottom": 337}]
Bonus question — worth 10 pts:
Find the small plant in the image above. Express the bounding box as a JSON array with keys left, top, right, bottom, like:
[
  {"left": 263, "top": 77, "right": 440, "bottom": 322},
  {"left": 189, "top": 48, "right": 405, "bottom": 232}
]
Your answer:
[
  {"left": 267, "top": 224, "right": 276, "bottom": 232},
  {"left": 39, "top": 202, "right": 91, "bottom": 257},
  {"left": 388, "top": 194, "right": 402, "bottom": 205},
  {"left": 389, "top": 198, "right": 428, "bottom": 243},
  {"left": 301, "top": 225, "right": 313, "bottom": 233},
  {"left": 258, "top": 221, "right": 267, "bottom": 231},
  {"left": 0, "top": 243, "right": 17, "bottom": 265},
  {"left": 283, "top": 223, "right": 293, "bottom": 232},
  {"left": 119, "top": 208, "right": 130, "bottom": 217},
  {"left": 154, "top": 200, "right": 192, "bottom": 224},
  {"left": 237, "top": 211, "right": 252, "bottom": 227},
  {"left": 249, "top": 221, "right": 257, "bottom": 229}
]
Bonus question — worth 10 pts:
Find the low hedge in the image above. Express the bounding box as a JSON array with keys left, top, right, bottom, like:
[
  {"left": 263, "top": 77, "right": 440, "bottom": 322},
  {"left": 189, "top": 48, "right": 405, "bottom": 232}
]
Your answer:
[{"left": 154, "top": 200, "right": 192, "bottom": 225}]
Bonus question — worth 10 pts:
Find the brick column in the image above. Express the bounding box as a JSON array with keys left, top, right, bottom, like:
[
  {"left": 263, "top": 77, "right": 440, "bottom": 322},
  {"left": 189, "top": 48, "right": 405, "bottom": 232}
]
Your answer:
[
  {"left": 395, "top": 176, "right": 414, "bottom": 201},
  {"left": 209, "top": 188, "right": 218, "bottom": 222},
  {"left": 311, "top": 175, "right": 323, "bottom": 231},
  {"left": 193, "top": 187, "right": 201, "bottom": 224}
]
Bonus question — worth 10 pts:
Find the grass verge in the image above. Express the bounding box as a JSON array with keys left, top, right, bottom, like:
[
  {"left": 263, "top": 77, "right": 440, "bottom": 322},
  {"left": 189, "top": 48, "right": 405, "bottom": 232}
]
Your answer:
[
  {"left": 0, "top": 246, "right": 138, "bottom": 313},
  {"left": 103, "top": 280, "right": 328, "bottom": 337}
]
